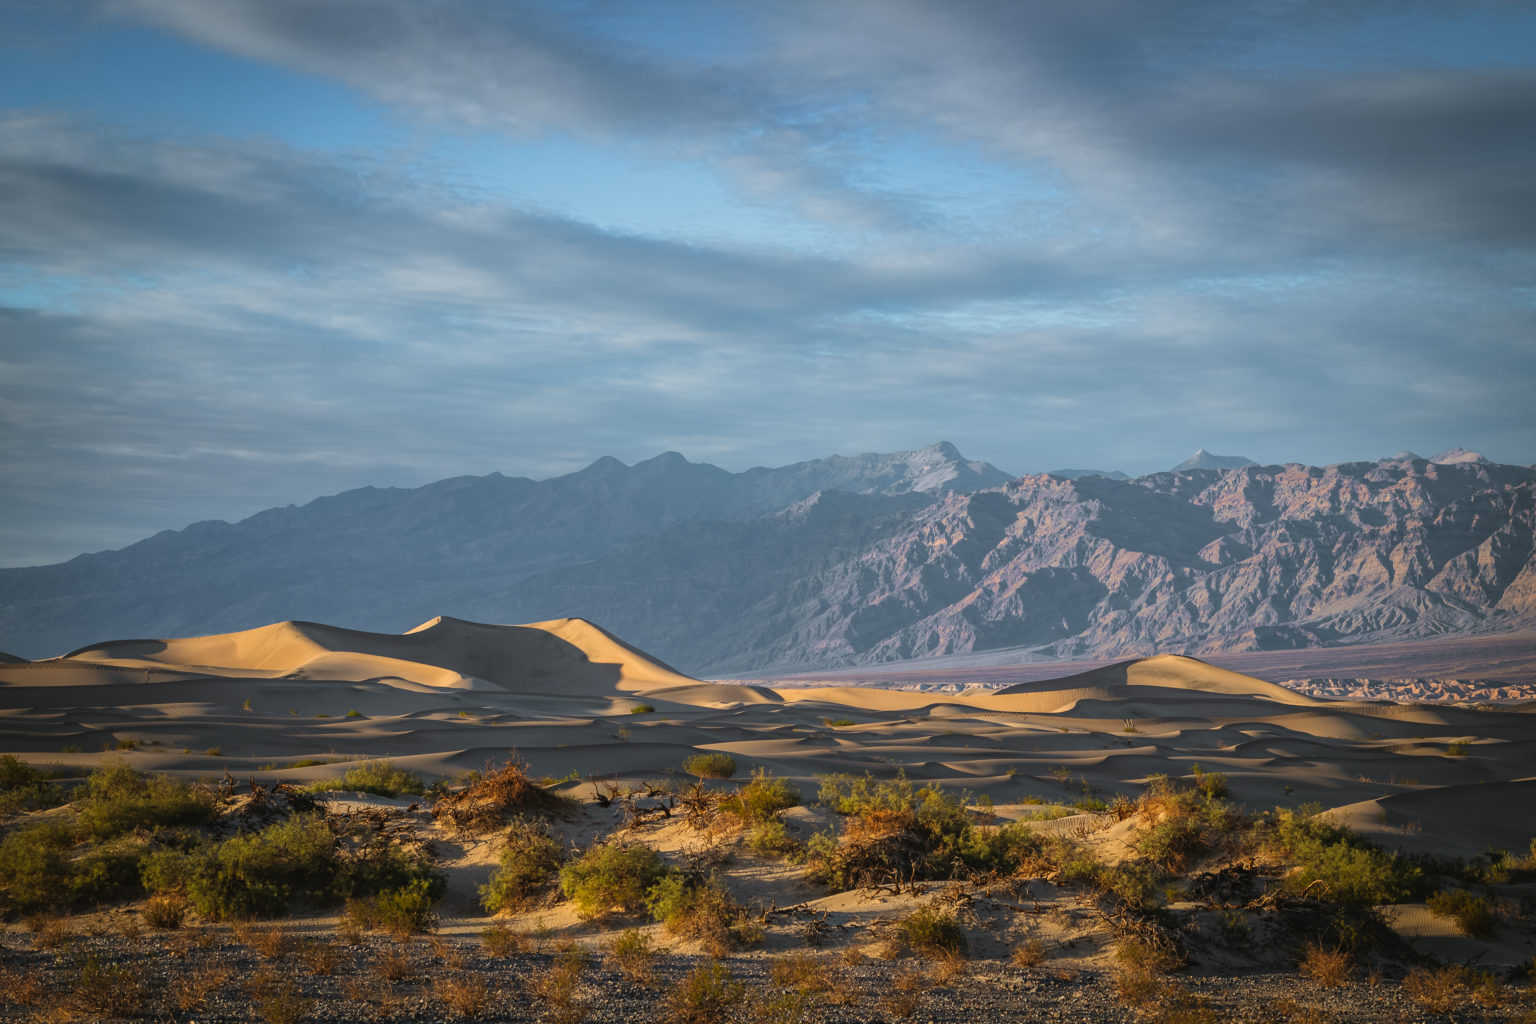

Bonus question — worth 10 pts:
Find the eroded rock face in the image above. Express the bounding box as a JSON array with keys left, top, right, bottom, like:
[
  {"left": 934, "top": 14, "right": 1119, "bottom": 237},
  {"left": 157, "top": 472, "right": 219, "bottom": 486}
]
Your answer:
[{"left": 718, "top": 459, "right": 1536, "bottom": 670}]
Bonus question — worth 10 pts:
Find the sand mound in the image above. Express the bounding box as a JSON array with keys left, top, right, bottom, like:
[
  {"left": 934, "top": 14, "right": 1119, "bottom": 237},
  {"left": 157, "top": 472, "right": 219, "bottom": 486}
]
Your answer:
[
  {"left": 49, "top": 615, "right": 701, "bottom": 696},
  {"left": 995, "top": 654, "right": 1320, "bottom": 705}
]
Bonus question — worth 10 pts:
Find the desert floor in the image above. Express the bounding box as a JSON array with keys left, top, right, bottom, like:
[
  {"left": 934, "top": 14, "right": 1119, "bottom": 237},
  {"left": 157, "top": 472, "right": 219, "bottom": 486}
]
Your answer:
[{"left": 1, "top": 616, "right": 1533, "bottom": 1022}]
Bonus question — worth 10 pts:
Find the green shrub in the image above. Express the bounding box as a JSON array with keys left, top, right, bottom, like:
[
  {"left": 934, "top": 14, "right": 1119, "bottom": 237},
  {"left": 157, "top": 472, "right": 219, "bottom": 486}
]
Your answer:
[
  {"left": 720, "top": 768, "right": 798, "bottom": 824},
  {"left": 1427, "top": 888, "right": 1497, "bottom": 938},
  {"left": 809, "top": 772, "right": 984, "bottom": 889},
  {"left": 646, "top": 874, "right": 756, "bottom": 954},
  {"left": 823, "top": 718, "right": 856, "bottom": 728},
  {"left": 480, "top": 817, "right": 563, "bottom": 912},
  {"left": 369, "top": 878, "right": 438, "bottom": 936},
  {"left": 1265, "top": 807, "right": 1427, "bottom": 906},
  {"left": 898, "top": 906, "right": 967, "bottom": 955},
  {"left": 164, "top": 811, "right": 439, "bottom": 920},
  {"left": 0, "top": 755, "right": 67, "bottom": 813},
  {"left": 67, "top": 837, "right": 145, "bottom": 905},
  {"left": 0, "top": 822, "right": 74, "bottom": 912},
  {"left": 560, "top": 841, "right": 669, "bottom": 919},
  {"left": 181, "top": 813, "right": 335, "bottom": 918},
  {"left": 75, "top": 762, "right": 216, "bottom": 840},
  {"left": 630, "top": 704, "right": 655, "bottom": 715},
  {"left": 1138, "top": 816, "right": 1209, "bottom": 872},
  {"left": 682, "top": 753, "right": 737, "bottom": 779},
  {"left": 746, "top": 819, "right": 803, "bottom": 859},
  {"left": 305, "top": 760, "right": 425, "bottom": 797}
]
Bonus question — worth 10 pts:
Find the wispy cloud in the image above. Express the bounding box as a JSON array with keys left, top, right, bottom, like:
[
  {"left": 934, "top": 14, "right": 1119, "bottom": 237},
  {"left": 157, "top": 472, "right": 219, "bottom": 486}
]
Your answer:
[{"left": 2, "top": 0, "right": 1533, "bottom": 564}]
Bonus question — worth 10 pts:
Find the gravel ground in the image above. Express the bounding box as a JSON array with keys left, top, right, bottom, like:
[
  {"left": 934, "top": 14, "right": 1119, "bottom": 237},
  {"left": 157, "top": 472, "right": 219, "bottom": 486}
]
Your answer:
[{"left": 1, "top": 930, "right": 1532, "bottom": 1024}]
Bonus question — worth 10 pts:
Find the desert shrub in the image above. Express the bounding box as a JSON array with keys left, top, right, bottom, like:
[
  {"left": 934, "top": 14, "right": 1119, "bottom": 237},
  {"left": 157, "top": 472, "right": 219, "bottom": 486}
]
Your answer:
[
  {"left": 0, "top": 755, "right": 67, "bottom": 812},
  {"left": 1130, "top": 770, "right": 1243, "bottom": 873},
  {"left": 370, "top": 878, "right": 438, "bottom": 936},
  {"left": 662, "top": 962, "right": 743, "bottom": 1024},
  {"left": 809, "top": 772, "right": 984, "bottom": 889},
  {"left": 607, "top": 928, "right": 657, "bottom": 985},
  {"left": 76, "top": 761, "right": 217, "bottom": 839},
  {"left": 432, "top": 758, "right": 565, "bottom": 832},
  {"left": 561, "top": 841, "right": 668, "bottom": 919},
  {"left": 898, "top": 906, "right": 967, "bottom": 956},
  {"left": 0, "top": 822, "right": 74, "bottom": 912},
  {"left": 1402, "top": 965, "right": 1472, "bottom": 1014},
  {"left": 1427, "top": 888, "right": 1498, "bottom": 938},
  {"left": 646, "top": 874, "right": 759, "bottom": 954},
  {"left": 434, "top": 973, "right": 489, "bottom": 1017},
  {"left": 480, "top": 817, "right": 563, "bottom": 912},
  {"left": 630, "top": 704, "right": 655, "bottom": 714},
  {"left": 149, "top": 811, "right": 439, "bottom": 920},
  {"left": 306, "top": 760, "right": 425, "bottom": 798},
  {"left": 480, "top": 923, "right": 527, "bottom": 955},
  {"left": 67, "top": 837, "right": 146, "bottom": 905},
  {"left": 746, "top": 819, "right": 803, "bottom": 859},
  {"left": 1470, "top": 839, "right": 1536, "bottom": 884},
  {"left": 179, "top": 813, "right": 335, "bottom": 918},
  {"left": 1011, "top": 937, "right": 1047, "bottom": 968},
  {"left": 68, "top": 955, "right": 157, "bottom": 1019},
  {"left": 144, "top": 889, "right": 190, "bottom": 929},
  {"left": 720, "top": 768, "right": 798, "bottom": 824},
  {"left": 1298, "top": 941, "right": 1352, "bottom": 987},
  {"left": 1264, "top": 807, "right": 1427, "bottom": 906},
  {"left": 682, "top": 753, "right": 737, "bottom": 779},
  {"left": 330, "top": 824, "right": 440, "bottom": 901}
]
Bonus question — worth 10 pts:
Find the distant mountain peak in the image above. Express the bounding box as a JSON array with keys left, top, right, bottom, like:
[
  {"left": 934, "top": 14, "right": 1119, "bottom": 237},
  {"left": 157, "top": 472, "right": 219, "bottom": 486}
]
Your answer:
[
  {"left": 1172, "top": 449, "right": 1258, "bottom": 472},
  {"left": 1431, "top": 447, "right": 1489, "bottom": 465}
]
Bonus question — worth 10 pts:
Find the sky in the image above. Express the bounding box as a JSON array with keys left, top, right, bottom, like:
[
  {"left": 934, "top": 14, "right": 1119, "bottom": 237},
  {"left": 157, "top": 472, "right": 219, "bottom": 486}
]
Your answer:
[{"left": 2, "top": 0, "right": 1534, "bottom": 567}]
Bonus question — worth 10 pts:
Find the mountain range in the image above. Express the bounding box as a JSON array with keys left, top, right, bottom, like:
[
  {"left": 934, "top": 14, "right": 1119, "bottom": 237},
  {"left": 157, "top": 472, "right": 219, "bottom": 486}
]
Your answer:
[{"left": 2, "top": 443, "right": 1532, "bottom": 674}]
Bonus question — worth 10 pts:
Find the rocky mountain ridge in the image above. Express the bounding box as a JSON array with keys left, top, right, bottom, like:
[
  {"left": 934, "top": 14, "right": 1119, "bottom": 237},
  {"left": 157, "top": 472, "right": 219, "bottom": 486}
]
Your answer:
[{"left": 2, "top": 447, "right": 1532, "bottom": 674}]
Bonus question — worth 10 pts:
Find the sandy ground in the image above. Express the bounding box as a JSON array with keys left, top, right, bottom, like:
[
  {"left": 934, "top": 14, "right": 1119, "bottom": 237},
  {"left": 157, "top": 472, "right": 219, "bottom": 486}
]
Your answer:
[{"left": 2, "top": 614, "right": 1534, "bottom": 1019}]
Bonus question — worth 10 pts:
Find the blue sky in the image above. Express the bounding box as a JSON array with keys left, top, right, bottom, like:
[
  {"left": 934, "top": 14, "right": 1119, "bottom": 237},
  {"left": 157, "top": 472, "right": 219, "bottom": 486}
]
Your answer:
[{"left": 2, "top": 0, "right": 1534, "bottom": 566}]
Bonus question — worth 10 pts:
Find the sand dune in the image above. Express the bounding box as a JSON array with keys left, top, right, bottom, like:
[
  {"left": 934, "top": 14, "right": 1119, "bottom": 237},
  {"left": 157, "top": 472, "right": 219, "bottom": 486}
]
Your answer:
[{"left": 3, "top": 614, "right": 1535, "bottom": 978}]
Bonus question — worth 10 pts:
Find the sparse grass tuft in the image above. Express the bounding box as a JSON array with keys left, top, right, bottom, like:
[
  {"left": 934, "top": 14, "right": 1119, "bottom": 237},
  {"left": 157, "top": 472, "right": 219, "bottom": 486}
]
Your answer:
[
  {"left": 607, "top": 928, "right": 658, "bottom": 986},
  {"left": 1402, "top": 965, "right": 1472, "bottom": 1014},
  {"left": 143, "top": 890, "right": 189, "bottom": 929},
  {"left": 1011, "top": 937, "right": 1047, "bottom": 968},
  {"left": 1298, "top": 941, "right": 1352, "bottom": 988},
  {"left": 661, "top": 962, "right": 743, "bottom": 1024},
  {"left": 257, "top": 981, "right": 314, "bottom": 1024},
  {"left": 480, "top": 923, "right": 528, "bottom": 956},
  {"left": 434, "top": 973, "right": 490, "bottom": 1018}
]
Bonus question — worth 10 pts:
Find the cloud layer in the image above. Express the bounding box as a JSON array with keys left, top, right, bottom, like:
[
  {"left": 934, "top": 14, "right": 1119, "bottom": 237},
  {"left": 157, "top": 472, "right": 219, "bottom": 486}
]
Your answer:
[{"left": 2, "top": 0, "right": 1533, "bottom": 565}]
